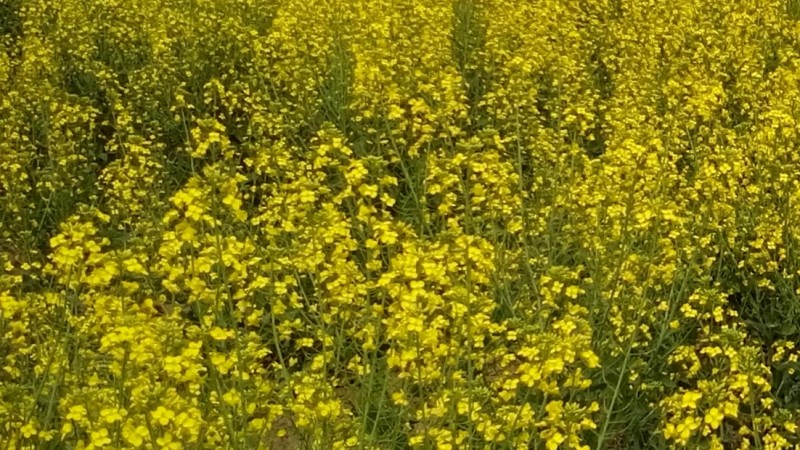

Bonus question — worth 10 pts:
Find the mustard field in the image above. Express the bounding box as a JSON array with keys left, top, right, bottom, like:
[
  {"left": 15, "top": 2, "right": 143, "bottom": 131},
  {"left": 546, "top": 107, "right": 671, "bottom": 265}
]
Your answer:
[{"left": 5, "top": 0, "right": 800, "bottom": 448}]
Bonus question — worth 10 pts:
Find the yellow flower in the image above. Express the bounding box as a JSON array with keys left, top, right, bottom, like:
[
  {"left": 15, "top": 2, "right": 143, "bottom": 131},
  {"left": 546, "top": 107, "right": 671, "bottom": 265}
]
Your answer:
[
  {"left": 152, "top": 406, "right": 175, "bottom": 426},
  {"left": 680, "top": 391, "right": 703, "bottom": 409},
  {"left": 90, "top": 428, "right": 111, "bottom": 447},
  {"left": 20, "top": 422, "right": 37, "bottom": 438},
  {"left": 546, "top": 431, "right": 565, "bottom": 450},
  {"left": 209, "top": 327, "right": 233, "bottom": 341},
  {"left": 66, "top": 405, "right": 87, "bottom": 422},
  {"left": 565, "top": 285, "right": 582, "bottom": 299},
  {"left": 123, "top": 422, "right": 149, "bottom": 447},
  {"left": 392, "top": 391, "right": 409, "bottom": 406},
  {"left": 704, "top": 407, "right": 724, "bottom": 430}
]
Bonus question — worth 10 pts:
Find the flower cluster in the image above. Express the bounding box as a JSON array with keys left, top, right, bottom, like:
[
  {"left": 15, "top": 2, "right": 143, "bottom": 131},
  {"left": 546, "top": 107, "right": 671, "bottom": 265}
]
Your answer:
[{"left": 5, "top": 0, "right": 800, "bottom": 449}]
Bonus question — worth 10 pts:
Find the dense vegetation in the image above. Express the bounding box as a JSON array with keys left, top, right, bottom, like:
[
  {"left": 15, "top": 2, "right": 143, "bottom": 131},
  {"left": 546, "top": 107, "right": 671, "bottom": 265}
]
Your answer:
[{"left": 5, "top": 0, "right": 800, "bottom": 448}]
